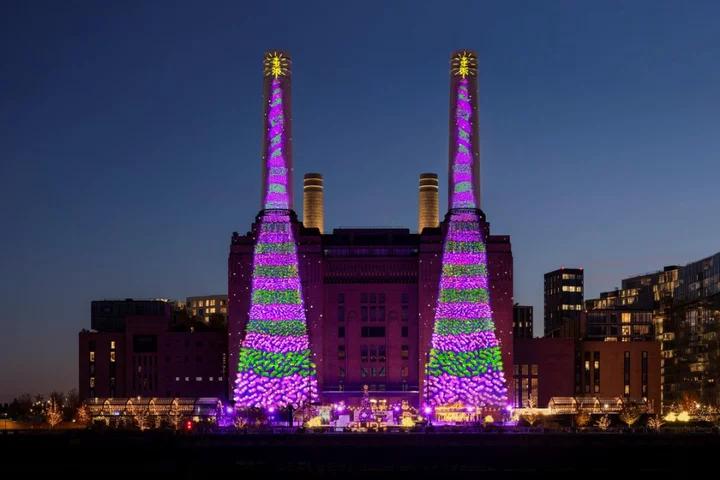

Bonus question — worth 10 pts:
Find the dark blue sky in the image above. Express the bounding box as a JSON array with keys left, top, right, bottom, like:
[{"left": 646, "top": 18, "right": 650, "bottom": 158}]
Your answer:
[{"left": 2, "top": 0, "right": 719, "bottom": 401}]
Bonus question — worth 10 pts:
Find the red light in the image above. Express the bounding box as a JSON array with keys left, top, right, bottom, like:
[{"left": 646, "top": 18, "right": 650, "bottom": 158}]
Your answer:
[{"left": 185, "top": 420, "right": 192, "bottom": 430}]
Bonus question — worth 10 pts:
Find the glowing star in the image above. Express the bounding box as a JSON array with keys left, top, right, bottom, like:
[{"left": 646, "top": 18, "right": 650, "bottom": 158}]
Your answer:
[
  {"left": 453, "top": 51, "right": 476, "bottom": 78},
  {"left": 264, "top": 52, "right": 288, "bottom": 79}
]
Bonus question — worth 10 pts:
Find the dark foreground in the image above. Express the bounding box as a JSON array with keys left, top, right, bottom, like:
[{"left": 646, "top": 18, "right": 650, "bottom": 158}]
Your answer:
[{"left": 2, "top": 431, "right": 717, "bottom": 473}]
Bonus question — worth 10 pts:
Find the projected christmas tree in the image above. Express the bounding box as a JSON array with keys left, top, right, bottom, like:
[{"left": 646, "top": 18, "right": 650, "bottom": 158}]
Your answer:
[
  {"left": 234, "top": 52, "right": 318, "bottom": 409},
  {"left": 425, "top": 51, "right": 508, "bottom": 407}
]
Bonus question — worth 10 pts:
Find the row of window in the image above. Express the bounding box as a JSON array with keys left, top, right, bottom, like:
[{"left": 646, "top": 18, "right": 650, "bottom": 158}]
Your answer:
[
  {"left": 562, "top": 286, "right": 583, "bottom": 292},
  {"left": 337, "top": 326, "right": 409, "bottom": 338},
  {"left": 337, "top": 293, "right": 411, "bottom": 304},
  {"left": 174, "top": 376, "right": 223, "bottom": 382},
  {"left": 189, "top": 299, "right": 226, "bottom": 308},
  {"left": 89, "top": 351, "right": 116, "bottom": 362},
  {"left": 189, "top": 307, "right": 227, "bottom": 316},
  {"left": 337, "top": 345, "right": 410, "bottom": 361},
  {"left": 89, "top": 339, "right": 221, "bottom": 351},
  {"left": 561, "top": 304, "right": 583, "bottom": 311},
  {"left": 337, "top": 305, "right": 409, "bottom": 322},
  {"left": 337, "top": 367, "right": 409, "bottom": 379},
  {"left": 513, "top": 364, "right": 539, "bottom": 376},
  {"left": 623, "top": 351, "right": 649, "bottom": 396},
  {"left": 514, "top": 377, "right": 539, "bottom": 407}
]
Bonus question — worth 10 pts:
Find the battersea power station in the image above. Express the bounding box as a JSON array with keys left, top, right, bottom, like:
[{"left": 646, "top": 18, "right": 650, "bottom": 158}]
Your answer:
[{"left": 227, "top": 50, "right": 514, "bottom": 410}]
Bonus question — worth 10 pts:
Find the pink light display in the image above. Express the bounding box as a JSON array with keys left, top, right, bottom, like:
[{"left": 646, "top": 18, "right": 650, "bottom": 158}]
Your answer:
[
  {"left": 234, "top": 74, "right": 318, "bottom": 409},
  {"left": 425, "top": 75, "right": 507, "bottom": 408}
]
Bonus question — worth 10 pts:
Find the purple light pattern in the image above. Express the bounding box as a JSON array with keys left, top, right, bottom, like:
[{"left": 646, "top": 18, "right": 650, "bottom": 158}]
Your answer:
[
  {"left": 425, "top": 74, "right": 508, "bottom": 407},
  {"left": 431, "top": 330, "right": 499, "bottom": 352},
  {"left": 235, "top": 72, "right": 318, "bottom": 409}
]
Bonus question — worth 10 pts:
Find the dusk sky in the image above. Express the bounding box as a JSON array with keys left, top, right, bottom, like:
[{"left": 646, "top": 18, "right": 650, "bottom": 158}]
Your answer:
[{"left": 2, "top": 0, "right": 719, "bottom": 402}]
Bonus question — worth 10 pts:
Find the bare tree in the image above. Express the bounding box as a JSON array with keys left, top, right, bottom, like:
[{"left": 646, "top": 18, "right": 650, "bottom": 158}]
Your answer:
[
  {"left": 75, "top": 402, "right": 92, "bottom": 427},
  {"left": 619, "top": 402, "right": 642, "bottom": 427},
  {"left": 647, "top": 414, "right": 664, "bottom": 432},
  {"left": 64, "top": 389, "right": 81, "bottom": 418},
  {"left": 595, "top": 414, "right": 611, "bottom": 431},
  {"left": 135, "top": 408, "right": 151, "bottom": 431},
  {"left": 521, "top": 398, "right": 542, "bottom": 427},
  {"left": 46, "top": 399, "right": 63, "bottom": 428},
  {"left": 8, "top": 394, "right": 33, "bottom": 418},
  {"left": 167, "top": 402, "right": 183, "bottom": 430},
  {"left": 574, "top": 408, "right": 591, "bottom": 429},
  {"left": 49, "top": 390, "right": 64, "bottom": 409}
]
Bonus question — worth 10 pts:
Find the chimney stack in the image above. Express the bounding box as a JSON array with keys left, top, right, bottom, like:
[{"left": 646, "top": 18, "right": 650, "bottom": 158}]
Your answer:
[
  {"left": 418, "top": 173, "right": 439, "bottom": 232},
  {"left": 303, "top": 173, "right": 324, "bottom": 232}
]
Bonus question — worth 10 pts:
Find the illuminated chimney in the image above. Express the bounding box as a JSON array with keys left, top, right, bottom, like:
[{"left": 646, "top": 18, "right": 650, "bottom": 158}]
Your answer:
[
  {"left": 418, "top": 173, "right": 439, "bottom": 232},
  {"left": 303, "top": 173, "right": 324, "bottom": 232}
]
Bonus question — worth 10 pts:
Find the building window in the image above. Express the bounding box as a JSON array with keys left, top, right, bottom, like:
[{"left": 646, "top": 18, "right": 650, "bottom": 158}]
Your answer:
[
  {"left": 521, "top": 364, "right": 528, "bottom": 375},
  {"left": 338, "top": 345, "right": 346, "bottom": 360},
  {"left": 338, "top": 293, "right": 345, "bottom": 304},
  {"left": 361, "top": 326, "right": 385, "bottom": 337},
  {"left": 370, "top": 345, "right": 377, "bottom": 362},
  {"left": 401, "top": 305, "right": 408, "bottom": 321},
  {"left": 110, "top": 352, "right": 116, "bottom": 362},
  {"left": 574, "top": 351, "right": 581, "bottom": 394},
  {"left": 584, "top": 351, "right": 591, "bottom": 393},
  {"left": 370, "top": 306, "right": 377, "bottom": 322},
  {"left": 337, "top": 305, "right": 345, "bottom": 322},
  {"left": 522, "top": 379, "right": 530, "bottom": 406},
  {"left": 370, "top": 293, "right": 376, "bottom": 304},
  {"left": 593, "top": 351, "right": 600, "bottom": 393},
  {"left": 339, "top": 367, "right": 345, "bottom": 379},
  {"left": 401, "top": 366, "right": 408, "bottom": 378},
  {"left": 90, "top": 352, "right": 95, "bottom": 362},
  {"left": 361, "top": 293, "right": 368, "bottom": 303},
  {"left": 402, "top": 326, "right": 409, "bottom": 337},
  {"left": 401, "top": 345, "right": 409, "bottom": 359},
  {"left": 196, "top": 377, "right": 202, "bottom": 381},
  {"left": 531, "top": 364, "right": 538, "bottom": 376},
  {"left": 642, "top": 351, "right": 648, "bottom": 398},
  {"left": 89, "top": 377, "right": 95, "bottom": 388},
  {"left": 378, "top": 367, "right": 386, "bottom": 377},
  {"left": 361, "top": 367, "right": 368, "bottom": 377},
  {"left": 360, "top": 345, "right": 367, "bottom": 362},
  {"left": 110, "top": 341, "right": 116, "bottom": 350},
  {"left": 379, "top": 345, "right": 386, "bottom": 362},
  {"left": 623, "top": 351, "right": 630, "bottom": 397},
  {"left": 379, "top": 293, "right": 385, "bottom": 304},
  {"left": 378, "top": 306, "right": 386, "bottom": 321},
  {"left": 401, "top": 293, "right": 408, "bottom": 303},
  {"left": 361, "top": 306, "right": 368, "bottom": 322},
  {"left": 338, "top": 326, "right": 345, "bottom": 338}
]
